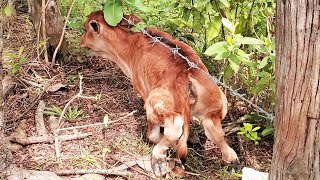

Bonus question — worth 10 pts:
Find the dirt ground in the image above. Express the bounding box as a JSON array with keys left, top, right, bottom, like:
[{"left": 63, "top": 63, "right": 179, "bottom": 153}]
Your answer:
[{"left": 2, "top": 13, "right": 273, "bottom": 180}]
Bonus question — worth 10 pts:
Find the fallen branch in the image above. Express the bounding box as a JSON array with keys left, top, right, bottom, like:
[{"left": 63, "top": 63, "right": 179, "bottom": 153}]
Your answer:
[
  {"left": 10, "top": 133, "right": 91, "bottom": 145},
  {"left": 55, "top": 168, "right": 133, "bottom": 177},
  {"left": 35, "top": 100, "right": 48, "bottom": 136}
]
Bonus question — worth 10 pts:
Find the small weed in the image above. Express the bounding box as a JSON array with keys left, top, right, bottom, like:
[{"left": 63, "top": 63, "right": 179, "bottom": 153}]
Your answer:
[
  {"left": 4, "top": 47, "right": 27, "bottom": 75},
  {"left": 65, "top": 106, "right": 85, "bottom": 121},
  {"left": 71, "top": 149, "right": 99, "bottom": 168},
  {"left": 44, "top": 105, "right": 85, "bottom": 122},
  {"left": 238, "top": 123, "right": 261, "bottom": 144},
  {"left": 215, "top": 166, "right": 242, "bottom": 179},
  {"left": 44, "top": 105, "right": 63, "bottom": 116}
]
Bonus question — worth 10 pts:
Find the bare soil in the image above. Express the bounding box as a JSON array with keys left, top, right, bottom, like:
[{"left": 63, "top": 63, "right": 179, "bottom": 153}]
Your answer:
[{"left": 2, "top": 13, "right": 273, "bottom": 180}]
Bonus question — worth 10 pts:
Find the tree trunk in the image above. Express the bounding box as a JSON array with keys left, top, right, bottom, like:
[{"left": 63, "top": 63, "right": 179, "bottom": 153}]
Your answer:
[
  {"left": 270, "top": 0, "right": 320, "bottom": 179},
  {"left": 28, "top": 0, "right": 67, "bottom": 64}
]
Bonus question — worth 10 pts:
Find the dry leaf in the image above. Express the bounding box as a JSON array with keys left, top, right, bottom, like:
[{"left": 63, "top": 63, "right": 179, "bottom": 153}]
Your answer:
[{"left": 47, "top": 83, "right": 66, "bottom": 92}]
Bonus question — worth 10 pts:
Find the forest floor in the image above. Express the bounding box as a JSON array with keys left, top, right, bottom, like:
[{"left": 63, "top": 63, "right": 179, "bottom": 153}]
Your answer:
[{"left": 2, "top": 13, "right": 273, "bottom": 179}]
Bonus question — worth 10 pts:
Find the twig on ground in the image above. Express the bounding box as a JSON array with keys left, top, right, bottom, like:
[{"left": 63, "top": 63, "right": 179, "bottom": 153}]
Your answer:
[
  {"left": 56, "top": 110, "right": 137, "bottom": 132},
  {"left": 19, "top": 78, "right": 44, "bottom": 89},
  {"left": 51, "top": 0, "right": 76, "bottom": 64},
  {"left": 55, "top": 168, "right": 133, "bottom": 177}
]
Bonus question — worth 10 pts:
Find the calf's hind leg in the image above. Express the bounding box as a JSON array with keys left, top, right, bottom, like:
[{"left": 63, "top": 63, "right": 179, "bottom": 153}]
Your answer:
[
  {"left": 202, "top": 114, "right": 238, "bottom": 163},
  {"left": 150, "top": 113, "right": 184, "bottom": 176}
]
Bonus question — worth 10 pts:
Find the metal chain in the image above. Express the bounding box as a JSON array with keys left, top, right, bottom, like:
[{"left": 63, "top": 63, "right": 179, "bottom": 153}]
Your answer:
[{"left": 123, "top": 17, "right": 275, "bottom": 122}]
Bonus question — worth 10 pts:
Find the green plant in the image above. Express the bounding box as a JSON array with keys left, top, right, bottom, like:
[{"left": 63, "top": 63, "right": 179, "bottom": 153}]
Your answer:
[
  {"left": 44, "top": 105, "right": 63, "bottom": 116},
  {"left": 64, "top": 106, "right": 85, "bottom": 121},
  {"left": 238, "top": 123, "right": 261, "bottom": 144},
  {"left": 4, "top": 47, "right": 27, "bottom": 75},
  {"left": 44, "top": 105, "right": 85, "bottom": 121},
  {"left": 215, "top": 166, "right": 242, "bottom": 179}
]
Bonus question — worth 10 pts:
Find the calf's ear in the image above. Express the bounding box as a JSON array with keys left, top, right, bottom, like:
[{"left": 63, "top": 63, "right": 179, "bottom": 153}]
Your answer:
[
  {"left": 119, "top": 14, "right": 141, "bottom": 28},
  {"left": 89, "top": 20, "right": 100, "bottom": 34}
]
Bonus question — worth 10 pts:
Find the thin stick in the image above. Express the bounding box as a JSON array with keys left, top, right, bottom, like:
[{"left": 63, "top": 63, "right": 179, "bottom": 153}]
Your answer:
[
  {"left": 41, "top": 0, "right": 50, "bottom": 65},
  {"left": 51, "top": 0, "right": 76, "bottom": 64},
  {"left": 55, "top": 168, "right": 133, "bottom": 177},
  {"left": 57, "top": 74, "right": 97, "bottom": 126},
  {"left": 57, "top": 110, "right": 137, "bottom": 132}
]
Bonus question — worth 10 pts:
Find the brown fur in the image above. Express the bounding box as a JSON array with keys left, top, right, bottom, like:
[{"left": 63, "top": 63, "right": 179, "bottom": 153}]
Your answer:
[{"left": 80, "top": 11, "right": 238, "bottom": 176}]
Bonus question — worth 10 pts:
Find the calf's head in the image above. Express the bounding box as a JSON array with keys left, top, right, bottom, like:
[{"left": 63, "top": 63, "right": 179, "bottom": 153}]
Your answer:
[{"left": 80, "top": 11, "right": 141, "bottom": 54}]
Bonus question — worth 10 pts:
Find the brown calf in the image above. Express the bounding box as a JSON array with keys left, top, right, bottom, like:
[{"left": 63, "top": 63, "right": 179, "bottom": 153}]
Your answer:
[{"left": 80, "top": 11, "right": 238, "bottom": 176}]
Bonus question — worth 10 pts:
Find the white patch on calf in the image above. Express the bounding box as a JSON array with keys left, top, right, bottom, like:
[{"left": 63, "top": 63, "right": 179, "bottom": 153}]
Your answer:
[
  {"left": 164, "top": 114, "right": 184, "bottom": 141},
  {"left": 148, "top": 125, "right": 161, "bottom": 142}
]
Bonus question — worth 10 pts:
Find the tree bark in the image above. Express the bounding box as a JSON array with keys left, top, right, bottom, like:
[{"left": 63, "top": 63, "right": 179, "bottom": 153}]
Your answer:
[
  {"left": 28, "top": 0, "right": 67, "bottom": 64},
  {"left": 270, "top": 0, "right": 320, "bottom": 179}
]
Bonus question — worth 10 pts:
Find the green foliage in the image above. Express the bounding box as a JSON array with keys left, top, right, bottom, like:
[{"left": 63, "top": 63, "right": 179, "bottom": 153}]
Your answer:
[
  {"left": 65, "top": 106, "right": 85, "bottom": 121},
  {"left": 44, "top": 105, "right": 63, "bottom": 117},
  {"left": 4, "top": 47, "right": 27, "bottom": 75},
  {"left": 238, "top": 123, "right": 261, "bottom": 145},
  {"left": 2, "top": 5, "right": 13, "bottom": 16}
]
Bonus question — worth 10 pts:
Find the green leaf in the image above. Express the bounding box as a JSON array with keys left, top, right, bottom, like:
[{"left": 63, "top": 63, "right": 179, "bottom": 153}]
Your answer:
[
  {"left": 215, "top": 51, "right": 229, "bottom": 60},
  {"left": 103, "top": 114, "right": 109, "bottom": 128},
  {"left": 257, "top": 71, "right": 270, "bottom": 78},
  {"left": 83, "top": 5, "right": 92, "bottom": 17},
  {"left": 257, "top": 77, "right": 270, "bottom": 85},
  {"left": 221, "top": 18, "right": 234, "bottom": 33},
  {"left": 243, "top": 123, "right": 252, "bottom": 131},
  {"left": 197, "top": 0, "right": 210, "bottom": 8},
  {"left": 18, "top": 47, "right": 24, "bottom": 57},
  {"left": 239, "top": 74, "right": 249, "bottom": 87},
  {"left": 228, "top": 55, "right": 240, "bottom": 72},
  {"left": 123, "top": 0, "right": 149, "bottom": 12},
  {"left": 237, "top": 55, "right": 255, "bottom": 67},
  {"left": 237, "top": 131, "right": 246, "bottom": 135},
  {"left": 207, "top": 16, "right": 221, "bottom": 41},
  {"left": 252, "top": 126, "right": 261, "bottom": 132},
  {"left": 227, "top": 37, "right": 233, "bottom": 45},
  {"left": 262, "top": 128, "right": 275, "bottom": 137},
  {"left": 3, "top": 5, "right": 13, "bottom": 16},
  {"left": 182, "top": 7, "right": 191, "bottom": 21},
  {"left": 204, "top": 41, "right": 228, "bottom": 56},
  {"left": 218, "top": 0, "right": 230, "bottom": 7},
  {"left": 258, "top": 56, "right": 269, "bottom": 69},
  {"left": 234, "top": 48, "right": 249, "bottom": 58},
  {"left": 239, "top": 37, "right": 264, "bottom": 45},
  {"left": 223, "top": 65, "right": 233, "bottom": 83},
  {"left": 103, "top": 0, "right": 123, "bottom": 27},
  {"left": 251, "top": 84, "right": 266, "bottom": 94},
  {"left": 203, "top": 61, "right": 215, "bottom": 73}
]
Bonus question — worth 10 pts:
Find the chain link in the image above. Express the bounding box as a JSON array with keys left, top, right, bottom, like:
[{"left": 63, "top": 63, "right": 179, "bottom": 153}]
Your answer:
[{"left": 122, "top": 17, "right": 275, "bottom": 122}]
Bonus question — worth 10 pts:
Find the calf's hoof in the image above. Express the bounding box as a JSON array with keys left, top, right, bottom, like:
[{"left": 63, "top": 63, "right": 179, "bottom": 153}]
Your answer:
[
  {"left": 222, "top": 146, "right": 239, "bottom": 163},
  {"left": 151, "top": 156, "right": 167, "bottom": 177}
]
